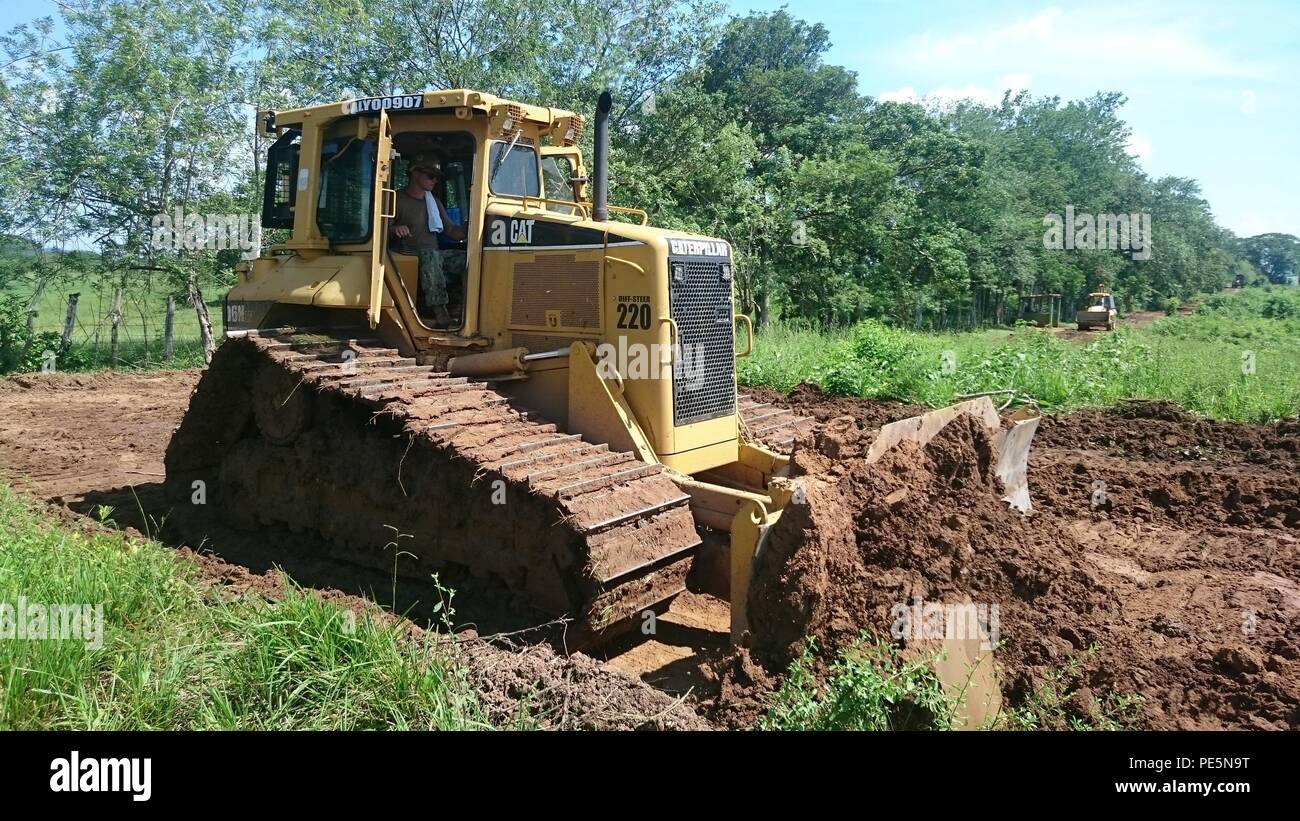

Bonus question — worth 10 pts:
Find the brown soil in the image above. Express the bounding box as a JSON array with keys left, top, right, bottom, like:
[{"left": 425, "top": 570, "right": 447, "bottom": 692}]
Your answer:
[
  {"left": 3, "top": 369, "right": 1298, "bottom": 730},
  {"left": 716, "top": 389, "right": 1300, "bottom": 730},
  {"left": 0, "top": 369, "right": 705, "bottom": 731}
]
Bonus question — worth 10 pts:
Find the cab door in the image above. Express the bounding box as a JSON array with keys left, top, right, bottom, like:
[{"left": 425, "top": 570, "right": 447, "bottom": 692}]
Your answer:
[{"left": 367, "top": 108, "right": 396, "bottom": 329}]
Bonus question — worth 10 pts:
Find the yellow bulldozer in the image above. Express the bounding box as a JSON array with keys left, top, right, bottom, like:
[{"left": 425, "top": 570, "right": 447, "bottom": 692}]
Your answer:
[
  {"left": 164, "top": 89, "right": 1039, "bottom": 664},
  {"left": 1076, "top": 287, "right": 1118, "bottom": 331}
]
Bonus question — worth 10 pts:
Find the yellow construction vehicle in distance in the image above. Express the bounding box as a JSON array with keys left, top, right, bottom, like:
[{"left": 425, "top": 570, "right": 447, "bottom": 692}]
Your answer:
[{"left": 1076, "top": 286, "right": 1118, "bottom": 331}]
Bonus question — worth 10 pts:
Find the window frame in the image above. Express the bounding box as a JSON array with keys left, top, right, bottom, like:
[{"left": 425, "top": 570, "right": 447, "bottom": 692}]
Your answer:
[{"left": 261, "top": 128, "right": 301, "bottom": 230}]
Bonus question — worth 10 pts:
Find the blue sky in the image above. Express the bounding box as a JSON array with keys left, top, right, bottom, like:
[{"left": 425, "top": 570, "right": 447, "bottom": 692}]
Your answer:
[
  {"left": 3, "top": 0, "right": 1296, "bottom": 237},
  {"left": 721, "top": 0, "right": 1299, "bottom": 237}
]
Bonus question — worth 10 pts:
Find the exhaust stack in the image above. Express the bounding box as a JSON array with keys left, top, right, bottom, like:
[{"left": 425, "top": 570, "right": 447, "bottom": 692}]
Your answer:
[{"left": 593, "top": 91, "right": 611, "bottom": 222}]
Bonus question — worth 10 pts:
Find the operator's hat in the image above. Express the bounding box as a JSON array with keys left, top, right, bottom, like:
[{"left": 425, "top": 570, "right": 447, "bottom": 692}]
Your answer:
[{"left": 409, "top": 155, "right": 443, "bottom": 177}]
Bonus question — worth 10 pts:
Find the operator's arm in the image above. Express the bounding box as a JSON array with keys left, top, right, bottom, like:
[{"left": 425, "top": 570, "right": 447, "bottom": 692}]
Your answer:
[
  {"left": 436, "top": 198, "right": 465, "bottom": 241},
  {"left": 390, "top": 192, "right": 415, "bottom": 239}
]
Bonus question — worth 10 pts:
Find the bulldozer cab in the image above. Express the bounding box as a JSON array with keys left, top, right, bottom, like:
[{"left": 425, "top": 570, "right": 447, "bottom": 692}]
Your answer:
[
  {"left": 243, "top": 91, "right": 592, "bottom": 351},
  {"left": 1087, "top": 291, "right": 1116, "bottom": 310}
]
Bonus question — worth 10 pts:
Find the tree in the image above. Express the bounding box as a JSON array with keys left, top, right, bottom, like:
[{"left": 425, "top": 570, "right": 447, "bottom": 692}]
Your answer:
[{"left": 1239, "top": 233, "right": 1300, "bottom": 283}]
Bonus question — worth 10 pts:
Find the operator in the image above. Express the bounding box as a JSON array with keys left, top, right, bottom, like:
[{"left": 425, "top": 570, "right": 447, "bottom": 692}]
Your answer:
[{"left": 391, "top": 157, "right": 466, "bottom": 326}]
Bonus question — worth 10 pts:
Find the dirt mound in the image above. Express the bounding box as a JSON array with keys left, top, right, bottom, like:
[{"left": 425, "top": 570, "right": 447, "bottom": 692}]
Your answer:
[
  {"left": 748, "top": 414, "right": 1082, "bottom": 664},
  {"left": 0, "top": 370, "right": 197, "bottom": 393},
  {"left": 462, "top": 639, "right": 708, "bottom": 730},
  {"left": 741, "top": 412, "right": 1300, "bottom": 729},
  {"left": 1034, "top": 401, "right": 1300, "bottom": 468}
]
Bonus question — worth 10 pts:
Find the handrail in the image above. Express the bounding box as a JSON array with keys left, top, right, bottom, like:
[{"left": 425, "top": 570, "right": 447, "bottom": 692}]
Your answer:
[
  {"left": 517, "top": 194, "right": 589, "bottom": 218},
  {"left": 606, "top": 205, "right": 649, "bottom": 225},
  {"left": 605, "top": 255, "right": 646, "bottom": 276},
  {"left": 659, "top": 316, "right": 681, "bottom": 365}
]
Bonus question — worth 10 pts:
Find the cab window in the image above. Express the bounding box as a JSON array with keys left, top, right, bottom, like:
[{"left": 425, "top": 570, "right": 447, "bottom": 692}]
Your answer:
[
  {"left": 542, "top": 155, "right": 581, "bottom": 214},
  {"left": 488, "top": 142, "right": 540, "bottom": 197},
  {"left": 542, "top": 155, "right": 575, "bottom": 201},
  {"left": 316, "top": 137, "right": 376, "bottom": 243}
]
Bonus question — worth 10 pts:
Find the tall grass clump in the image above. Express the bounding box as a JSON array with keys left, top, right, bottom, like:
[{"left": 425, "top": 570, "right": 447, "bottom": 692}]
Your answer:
[{"left": 0, "top": 485, "right": 486, "bottom": 729}]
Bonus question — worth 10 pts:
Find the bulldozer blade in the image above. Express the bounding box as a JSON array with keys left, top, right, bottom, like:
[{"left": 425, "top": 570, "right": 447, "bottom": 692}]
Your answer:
[
  {"left": 855, "top": 398, "right": 1039, "bottom": 726},
  {"left": 865, "top": 396, "right": 1039, "bottom": 513},
  {"left": 865, "top": 397, "right": 1002, "bottom": 462},
  {"left": 993, "top": 414, "right": 1039, "bottom": 513}
]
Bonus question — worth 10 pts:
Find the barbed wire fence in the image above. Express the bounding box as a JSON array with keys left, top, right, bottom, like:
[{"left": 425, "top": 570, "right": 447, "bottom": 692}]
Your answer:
[{"left": 25, "top": 277, "right": 217, "bottom": 369}]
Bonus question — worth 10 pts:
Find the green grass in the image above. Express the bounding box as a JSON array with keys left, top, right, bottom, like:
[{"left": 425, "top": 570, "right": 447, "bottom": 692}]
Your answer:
[
  {"left": 740, "top": 287, "right": 1300, "bottom": 423},
  {"left": 757, "top": 633, "right": 1144, "bottom": 731},
  {"left": 989, "top": 646, "right": 1144, "bottom": 731},
  {"left": 0, "top": 484, "right": 487, "bottom": 729},
  {"left": 0, "top": 272, "right": 224, "bottom": 373}
]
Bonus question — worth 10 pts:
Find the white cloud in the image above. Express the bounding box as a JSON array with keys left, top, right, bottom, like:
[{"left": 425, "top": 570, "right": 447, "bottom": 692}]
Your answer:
[
  {"left": 1125, "top": 132, "right": 1152, "bottom": 161},
  {"left": 878, "top": 74, "right": 1030, "bottom": 108},
  {"left": 1220, "top": 209, "right": 1296, "bottom": 238},
  {"left": 878, "top": 85, "right": 918, "bottom": 103},
  {"left": 892, "top": 5, "right": 1265, "bottom": 82}
]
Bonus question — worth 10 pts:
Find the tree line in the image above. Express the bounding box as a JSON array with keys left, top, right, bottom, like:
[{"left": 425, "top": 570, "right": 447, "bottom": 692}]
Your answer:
[{"left": 0, "top": 0, "right": 1294, "bottom": 341}]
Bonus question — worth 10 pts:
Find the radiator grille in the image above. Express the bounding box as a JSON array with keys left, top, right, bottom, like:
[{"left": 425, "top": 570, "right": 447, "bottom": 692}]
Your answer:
[{"left": 669, "top": 259, "right": 736, "bottom": 425}]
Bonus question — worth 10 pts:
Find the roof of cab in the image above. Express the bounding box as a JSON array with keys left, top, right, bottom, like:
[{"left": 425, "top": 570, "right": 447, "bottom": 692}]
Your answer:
[{"left": 270, "top": 89, "right": 577, "bottom": 128}]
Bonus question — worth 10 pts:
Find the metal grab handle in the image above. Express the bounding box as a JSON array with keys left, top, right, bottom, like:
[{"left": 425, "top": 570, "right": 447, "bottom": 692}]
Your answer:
[
  {"left": 380, "top": 188, "right": 397, "bottom": 219},
  {"left": 605, "top": 255, "right": 646, "bottom": 276},
  {"left": 659, "top": 316, "right": 680, "bottom": 365},
  {"left": 735, "top": 314, "right": 754, "bottom": 358},
  {"left": 607, "top": 205, "right": 649, "bottom": 225},
  {"left": 589, "top": 340, "right": 626, "bottom": 393}
]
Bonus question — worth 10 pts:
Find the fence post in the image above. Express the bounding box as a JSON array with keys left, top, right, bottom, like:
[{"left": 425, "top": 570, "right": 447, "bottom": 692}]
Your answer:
[
  {"left": 19, "top": 279, "right": 48, "bottom": 363},
  {"left": 61, "top": 292, "right": 80, "bottom": 348},
  {"left": 164, "top": 296, "right": 175, "bottom": 361},
  {"left": 109, "top": 287, "right": 124, "bottom": 367},
  {"left": 187, "top": 276, "right": 215, "bottom": 364}
]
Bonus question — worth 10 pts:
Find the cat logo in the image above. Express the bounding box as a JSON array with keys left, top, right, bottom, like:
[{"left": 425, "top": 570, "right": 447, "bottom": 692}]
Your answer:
[{"left": 490, "top": 218, "right": 535, "bottom": 245}]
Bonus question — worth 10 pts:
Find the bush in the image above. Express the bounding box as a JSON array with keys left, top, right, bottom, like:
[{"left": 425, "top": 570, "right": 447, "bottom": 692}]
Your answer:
[
  {"left": 1263, "top": 294, "right": 1299, "bottom": 319},
  {"left": 758, "top": 635, "right": 955, "bottom": 731},
  {"left": 816, "top": 319, "right": 925, "bottom": 399},
  {"left": 0, "top": 296, "right": 91, "bottom": 374}
]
